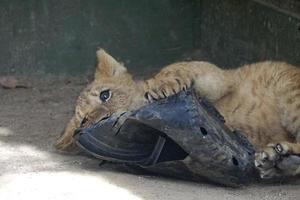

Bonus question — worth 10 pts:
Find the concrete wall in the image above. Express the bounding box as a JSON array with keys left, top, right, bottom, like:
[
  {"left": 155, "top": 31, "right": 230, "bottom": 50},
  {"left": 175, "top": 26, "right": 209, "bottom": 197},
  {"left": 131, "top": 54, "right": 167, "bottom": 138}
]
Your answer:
[
  {"left": 0, "top": 0, "right": 299, "bottom": 75},
  {"left": 194, "top": 0, "right": 300, "bottom": 68},
  {"left": 0, "top": 0, "right": 195, "bottom": 75}
]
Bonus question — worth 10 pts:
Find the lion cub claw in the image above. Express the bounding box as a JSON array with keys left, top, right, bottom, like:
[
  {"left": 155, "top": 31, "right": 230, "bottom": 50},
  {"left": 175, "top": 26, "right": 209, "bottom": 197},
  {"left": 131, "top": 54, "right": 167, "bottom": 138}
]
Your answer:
[
  {"left": 144, "top": 77, "right": 192, "bottom": 102},
  {"left": 255, "top": 143, "right": 300, "bottom": 179}
]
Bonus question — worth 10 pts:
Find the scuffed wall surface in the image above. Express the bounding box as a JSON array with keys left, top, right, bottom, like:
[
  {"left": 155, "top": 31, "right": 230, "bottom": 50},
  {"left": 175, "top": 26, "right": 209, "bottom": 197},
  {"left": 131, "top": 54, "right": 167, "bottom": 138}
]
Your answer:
[
  {"left": 0, "top": 0, "right": 195, "bottom": 75},
  {"left": 0, "top": 0, "right": 299, "bottom": 75},
  {"left": 194, "top": 0, "right": 300, "bottom": 68}
]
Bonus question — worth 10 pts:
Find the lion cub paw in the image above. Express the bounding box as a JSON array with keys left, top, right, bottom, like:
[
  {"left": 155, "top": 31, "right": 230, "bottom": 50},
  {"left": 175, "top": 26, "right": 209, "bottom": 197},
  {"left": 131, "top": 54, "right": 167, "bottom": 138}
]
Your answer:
[
  {"left": 144, "top": 77, "right": 192, "bottom": 102},
  {"left": 55, "top": 134, "right": 74, "bottom": 151},
  {"left": 255, "top": 142, "right": 300, "bottom": 179},
  {"left": 55, "top": 127, "right": 78, "bottom": 151}
]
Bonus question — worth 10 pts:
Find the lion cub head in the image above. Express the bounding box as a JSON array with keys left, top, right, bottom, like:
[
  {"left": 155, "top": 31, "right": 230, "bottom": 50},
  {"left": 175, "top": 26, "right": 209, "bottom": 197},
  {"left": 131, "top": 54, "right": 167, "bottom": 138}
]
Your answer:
[{"left": 56, "top": 50, "right": 146, "bottom": 151}]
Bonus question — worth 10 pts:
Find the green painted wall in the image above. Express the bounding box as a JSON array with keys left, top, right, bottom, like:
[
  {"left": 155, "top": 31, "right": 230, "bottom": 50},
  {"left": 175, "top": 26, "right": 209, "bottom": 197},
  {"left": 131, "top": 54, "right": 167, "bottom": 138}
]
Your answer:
[
  {"left": 0, "top": 0, "right": 299, "bottom": 75},
  {"left": 193, "top": 0, "right": 300, "bottom": 68},
  {"left": 0, "top": 0, "right": 195, "bottom": 75}
]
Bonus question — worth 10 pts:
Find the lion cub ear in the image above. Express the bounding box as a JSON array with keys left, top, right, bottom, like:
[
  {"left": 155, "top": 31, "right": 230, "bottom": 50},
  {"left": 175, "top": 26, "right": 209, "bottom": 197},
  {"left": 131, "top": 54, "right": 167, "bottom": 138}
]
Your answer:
[{"left": 94, "top": 49, "right": 127, "bottom": 80}]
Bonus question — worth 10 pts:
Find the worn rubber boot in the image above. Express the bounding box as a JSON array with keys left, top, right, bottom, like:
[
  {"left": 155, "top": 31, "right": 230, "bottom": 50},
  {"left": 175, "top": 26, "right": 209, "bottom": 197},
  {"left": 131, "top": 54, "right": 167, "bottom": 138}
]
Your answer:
[{"left": 74, "top": 90, "right": 255, "bottom": 187}]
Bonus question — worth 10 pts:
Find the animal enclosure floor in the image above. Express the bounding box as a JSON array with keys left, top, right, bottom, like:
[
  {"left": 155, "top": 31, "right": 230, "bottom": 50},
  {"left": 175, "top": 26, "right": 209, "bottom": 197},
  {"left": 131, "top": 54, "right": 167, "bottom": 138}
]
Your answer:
[{"left": 0, "top": 75, "right": 299, "bottom": 200}]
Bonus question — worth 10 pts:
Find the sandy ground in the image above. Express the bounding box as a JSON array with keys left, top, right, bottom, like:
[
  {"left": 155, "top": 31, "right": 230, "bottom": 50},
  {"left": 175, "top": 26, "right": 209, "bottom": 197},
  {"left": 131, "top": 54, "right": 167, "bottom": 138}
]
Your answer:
[{"left": 0, "top": 75, "right": 300, "bottom": 200}]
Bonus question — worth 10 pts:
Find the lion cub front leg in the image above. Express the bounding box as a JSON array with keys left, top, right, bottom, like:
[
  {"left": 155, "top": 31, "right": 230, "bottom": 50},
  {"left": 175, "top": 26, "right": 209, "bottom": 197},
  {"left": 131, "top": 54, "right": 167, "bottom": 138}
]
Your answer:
[
  {"left": 144, "top": 61, "right": 235, "bottom": 103},
  {"left": 144, "top": 64, "right": 194, "bottom": 101},
  {"left": 55, "top": 116, "right": 79, "bottom": 151},
  {"left": 255, "top": 142, "right": 300, "bottom": 179}
]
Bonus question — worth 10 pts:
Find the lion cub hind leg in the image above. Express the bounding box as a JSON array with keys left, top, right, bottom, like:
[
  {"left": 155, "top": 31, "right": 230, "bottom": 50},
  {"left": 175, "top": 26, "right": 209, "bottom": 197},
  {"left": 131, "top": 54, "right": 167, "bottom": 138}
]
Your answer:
[{"left": 255, "top": 142, "right": 300, "bottom": 179}]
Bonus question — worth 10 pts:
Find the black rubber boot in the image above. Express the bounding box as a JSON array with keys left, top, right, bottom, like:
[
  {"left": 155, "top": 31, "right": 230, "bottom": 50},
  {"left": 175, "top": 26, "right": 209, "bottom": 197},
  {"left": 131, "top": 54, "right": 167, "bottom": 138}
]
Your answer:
[{"left": 74, "top": 90, "right": 255, "bottom": 187}]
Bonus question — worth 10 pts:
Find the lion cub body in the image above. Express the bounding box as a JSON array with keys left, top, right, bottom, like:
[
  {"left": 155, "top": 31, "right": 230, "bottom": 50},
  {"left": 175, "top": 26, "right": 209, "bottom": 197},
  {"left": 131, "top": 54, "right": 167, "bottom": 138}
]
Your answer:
[{"left": 56, "top": 50, "right": 300, "bottom": 179}]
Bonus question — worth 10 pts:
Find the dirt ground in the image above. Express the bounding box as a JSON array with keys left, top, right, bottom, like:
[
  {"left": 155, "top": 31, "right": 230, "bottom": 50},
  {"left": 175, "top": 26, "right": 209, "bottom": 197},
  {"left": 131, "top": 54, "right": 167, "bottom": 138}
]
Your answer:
[{"left": 0, "top": 75, "right": 300, "bottom": 200}]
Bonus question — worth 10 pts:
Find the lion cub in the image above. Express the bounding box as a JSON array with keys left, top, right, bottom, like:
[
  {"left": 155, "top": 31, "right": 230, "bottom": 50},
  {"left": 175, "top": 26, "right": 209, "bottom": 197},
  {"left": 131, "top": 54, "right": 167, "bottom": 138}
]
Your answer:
[{"left": 56, "top": 49, "right": 300, "bottom": 179}]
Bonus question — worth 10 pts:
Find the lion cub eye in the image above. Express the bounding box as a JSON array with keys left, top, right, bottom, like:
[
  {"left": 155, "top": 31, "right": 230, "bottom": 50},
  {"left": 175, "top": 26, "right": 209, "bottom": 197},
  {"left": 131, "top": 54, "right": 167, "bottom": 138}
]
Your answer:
[{"left": 99, "top": 89, "right": 111, "bottom": 102}]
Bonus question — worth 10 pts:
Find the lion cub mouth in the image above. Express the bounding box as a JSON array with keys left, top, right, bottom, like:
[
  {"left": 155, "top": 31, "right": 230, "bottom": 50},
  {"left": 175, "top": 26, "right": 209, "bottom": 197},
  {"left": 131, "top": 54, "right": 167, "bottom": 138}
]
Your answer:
[{"left": 79, "top": 112, "right": 125, "bottom": 129}]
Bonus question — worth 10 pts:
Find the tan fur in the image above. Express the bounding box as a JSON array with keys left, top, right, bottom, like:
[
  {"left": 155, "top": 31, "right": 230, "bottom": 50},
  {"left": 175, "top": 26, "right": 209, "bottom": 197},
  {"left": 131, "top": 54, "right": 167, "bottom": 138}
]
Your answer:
[
  {"left": 55, "top": 50, "right": 146, "bottom": 150},
  {"left": 56, "top": 50, "right": 300, "bottom": 179}
]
